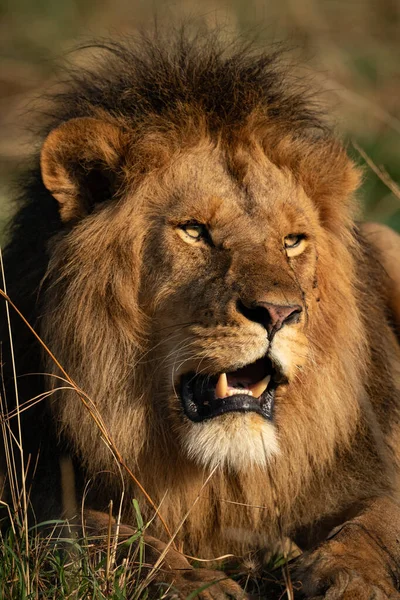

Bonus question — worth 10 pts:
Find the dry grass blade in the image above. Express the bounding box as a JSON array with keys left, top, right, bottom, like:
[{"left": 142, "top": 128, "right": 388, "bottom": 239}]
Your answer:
[
  {"left": 353, "top": 141, "right": 400, "bottom": 201},
  {"left": 0, "top": 286, "right": 173, "bottom": 542},
  {"left": 0, "top": 249, "right": 30, "bottom": 594},
  {"left": 136, "top": 465, "right": 219, "bottom": 597},
  {"left": 261, "top": 434, "right": 294, "bottom": 600},
  {"left": 106, "top": 500, "right": 113, "bottom": 591}
]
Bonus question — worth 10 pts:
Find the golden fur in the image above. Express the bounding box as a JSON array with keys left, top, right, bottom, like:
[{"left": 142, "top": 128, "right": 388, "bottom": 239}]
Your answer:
[
  {"left": 41, "top": 125, "right": 400, "bottom": 555},
  {"left": 2, "top": 32, "right": 400, "bottom": 596}
]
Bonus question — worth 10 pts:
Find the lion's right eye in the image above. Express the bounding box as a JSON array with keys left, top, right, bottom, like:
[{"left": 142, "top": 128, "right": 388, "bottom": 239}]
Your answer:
[
  {"left": 182, "top": 224, "right": 205, "bottom": 239},
  {"left": 177, "top": 222, "right": 210, "bottom": 245}
]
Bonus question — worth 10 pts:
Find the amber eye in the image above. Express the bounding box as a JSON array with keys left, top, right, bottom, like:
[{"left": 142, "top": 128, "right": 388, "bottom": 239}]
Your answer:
[
  {"left": 284, "top": 235, "right": 302, "bottom": 248},
  {"left": 181, "top": 223, "right": 205, "bottom": 239},
  {"left": 177, "top": 222, "right": 210, "bottom": 245},
  {"left": 284, "top": 234, "right": 307, "bottom": 257}
]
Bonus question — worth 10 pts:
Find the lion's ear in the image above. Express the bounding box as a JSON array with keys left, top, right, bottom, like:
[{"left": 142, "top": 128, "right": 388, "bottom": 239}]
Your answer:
[{"left": 40, "top": 117, "right": 129, "bottom": 222}]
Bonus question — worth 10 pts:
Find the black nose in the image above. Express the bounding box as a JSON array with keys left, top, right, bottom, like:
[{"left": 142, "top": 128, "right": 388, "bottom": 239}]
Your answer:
[{"left": 237, "top": 299, "right": 302, "bottom": 337}]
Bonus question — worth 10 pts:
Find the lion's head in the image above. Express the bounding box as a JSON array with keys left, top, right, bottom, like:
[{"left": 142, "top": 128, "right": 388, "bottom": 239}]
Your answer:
[{"left": 37, "top": 34, "right": 366, "bottom": 496}]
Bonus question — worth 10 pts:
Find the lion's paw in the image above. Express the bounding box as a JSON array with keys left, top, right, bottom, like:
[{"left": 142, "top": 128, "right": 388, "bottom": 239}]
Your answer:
[
  {"left": 154, "top": 568, "right": 248, "bottom": 599},
  {"left": 295, "top": 545, "right": 400, "bottom": 599}
]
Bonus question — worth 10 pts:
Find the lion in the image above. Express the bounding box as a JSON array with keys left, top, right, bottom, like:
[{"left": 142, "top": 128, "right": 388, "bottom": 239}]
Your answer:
[{"left": 1, "top": 31, "right": 400, "bottom": 599}]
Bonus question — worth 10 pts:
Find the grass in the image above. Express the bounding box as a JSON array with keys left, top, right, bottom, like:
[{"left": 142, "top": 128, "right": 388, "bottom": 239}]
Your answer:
[
  {"left": 0, "top": 518, "right": 148, "bottom": 599},
  {"left": 0, "top": 522, "right": 296, "bottom": 599}
]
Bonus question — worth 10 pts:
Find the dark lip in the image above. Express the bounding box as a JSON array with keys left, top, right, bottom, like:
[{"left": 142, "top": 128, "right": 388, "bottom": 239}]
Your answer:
[{"left": 179, "top": 357, "right": 281, "bottom": 423}]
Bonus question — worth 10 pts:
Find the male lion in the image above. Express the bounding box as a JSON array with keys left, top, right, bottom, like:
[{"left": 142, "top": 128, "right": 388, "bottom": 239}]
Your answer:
[{"left": 1, "top": 31, "right": 400, "bottom": 599}]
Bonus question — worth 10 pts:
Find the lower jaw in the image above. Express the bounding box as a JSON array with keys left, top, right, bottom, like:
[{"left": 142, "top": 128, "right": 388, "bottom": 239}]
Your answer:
[{"left": 181, "top": 410, "right": 279, "bottom": 471}]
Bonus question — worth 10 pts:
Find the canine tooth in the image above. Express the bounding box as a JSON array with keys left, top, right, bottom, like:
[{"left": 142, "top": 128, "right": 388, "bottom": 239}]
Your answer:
[
  {"left": 250, "top": 375, "right": 271, "bottom": 399},
  {"left": 216, "top": 373, "right": 228, "bottom": 398}
]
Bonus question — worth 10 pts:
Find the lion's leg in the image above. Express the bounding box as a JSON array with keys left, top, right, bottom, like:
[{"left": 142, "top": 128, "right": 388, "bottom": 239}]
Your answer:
[
  {"left": 361, "top": 223, "right": 400, "bottom": 331},
  {"left": 83, "top": 510, "right": 247, "bottom": 599},
  {"left": 295, "top": 496, "right": 400, "bottom": 598}
]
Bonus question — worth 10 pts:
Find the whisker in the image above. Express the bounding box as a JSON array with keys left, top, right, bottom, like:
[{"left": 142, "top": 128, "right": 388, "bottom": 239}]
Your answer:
[{"left": 132, "top": 331, "right": 184, "bottom": 367}]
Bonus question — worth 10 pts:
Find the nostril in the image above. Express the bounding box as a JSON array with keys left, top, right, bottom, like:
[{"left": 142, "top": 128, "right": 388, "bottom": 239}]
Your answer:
[
  {"left": 236, "top": 298, "right": 302, "bottom": 336},
  {"left": 264, "top": 303, "right": 302, "bottom": 331},
  {"left": 236, "top": 299, "right": 270, "bottom": 328},
  {"left": 283, "top": 306, "right": 302, "bottom": 325}
]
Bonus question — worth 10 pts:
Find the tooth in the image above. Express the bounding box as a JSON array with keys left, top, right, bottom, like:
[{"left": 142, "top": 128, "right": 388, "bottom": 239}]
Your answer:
[
  {"left": 227, "top": 388, "right": 254, "bottom": 397},
  {"left": 249, "top": 375, "right": 271, "bottom": 399},
  {"left": 216, "top": 373, "right": 228, "bottom": 398}
]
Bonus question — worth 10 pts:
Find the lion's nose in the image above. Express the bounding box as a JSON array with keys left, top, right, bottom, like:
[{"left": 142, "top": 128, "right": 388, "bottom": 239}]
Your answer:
[{"left": 237, "top": 299, "right": 302, "bottom": 337}]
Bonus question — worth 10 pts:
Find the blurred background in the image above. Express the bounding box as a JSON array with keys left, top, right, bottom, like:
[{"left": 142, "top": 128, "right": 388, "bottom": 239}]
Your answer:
[{"left": 0, "top": 0, "right": 399, "bottom": 232}]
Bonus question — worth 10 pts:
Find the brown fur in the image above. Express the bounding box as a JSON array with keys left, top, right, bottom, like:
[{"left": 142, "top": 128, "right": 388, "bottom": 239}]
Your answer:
[{"left": 2, "top": 31, "right": 400, "bottom": 597}]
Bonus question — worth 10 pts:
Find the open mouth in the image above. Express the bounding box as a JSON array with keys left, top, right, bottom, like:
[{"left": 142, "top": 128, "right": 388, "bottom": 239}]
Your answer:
[{"left": 180, "top": 356, "right": 284, "bottom": 422}]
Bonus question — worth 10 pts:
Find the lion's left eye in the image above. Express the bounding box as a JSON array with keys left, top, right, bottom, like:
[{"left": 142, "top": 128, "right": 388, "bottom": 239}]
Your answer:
[
  {"left": 284, "top": 234, "right": 307, "bottom": 257},
  {"left": 284, "top": 235, "right": 302, "bottom": 248}
]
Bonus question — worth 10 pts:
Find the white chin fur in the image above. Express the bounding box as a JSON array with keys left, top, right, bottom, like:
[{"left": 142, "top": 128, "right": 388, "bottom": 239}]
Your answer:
[{"left": 182, "top": 413, "right": 279, "bottom": 471}]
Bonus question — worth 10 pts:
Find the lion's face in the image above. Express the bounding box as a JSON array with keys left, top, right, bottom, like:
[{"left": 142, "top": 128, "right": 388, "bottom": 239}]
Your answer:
[
  {"left": 139, "top": 144, "right": 320, "bottom": 470},
  {"left": 41, "top": 113, "right": 359, "bottom": 477}
]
